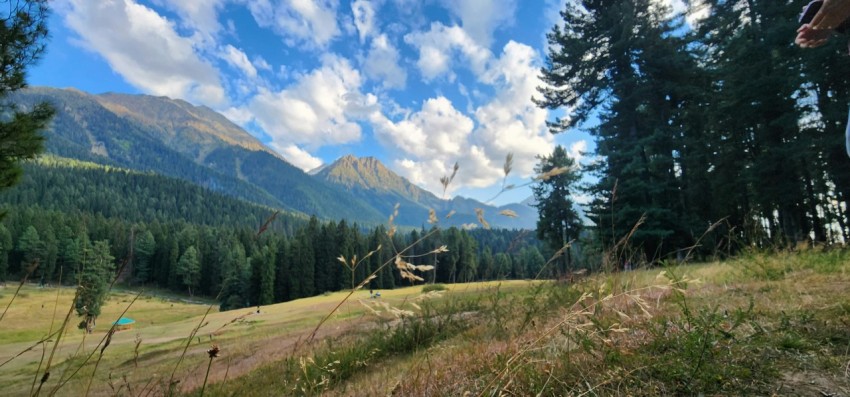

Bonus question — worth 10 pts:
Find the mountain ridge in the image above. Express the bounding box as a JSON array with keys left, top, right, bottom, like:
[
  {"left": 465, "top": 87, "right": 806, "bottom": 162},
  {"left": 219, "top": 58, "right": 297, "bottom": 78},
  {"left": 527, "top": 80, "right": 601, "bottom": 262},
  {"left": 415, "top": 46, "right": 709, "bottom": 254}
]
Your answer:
[
  {"left": 315, "top": 154, "right": 537, "bottom": 229},
  {"left": 16, "top": 87, "right": 537, "bottom": 229}
]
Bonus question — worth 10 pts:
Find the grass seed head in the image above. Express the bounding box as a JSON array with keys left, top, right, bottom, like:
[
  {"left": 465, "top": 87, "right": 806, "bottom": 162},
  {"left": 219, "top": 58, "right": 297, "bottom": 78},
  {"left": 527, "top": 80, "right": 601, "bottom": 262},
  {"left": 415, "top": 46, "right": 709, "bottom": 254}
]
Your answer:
[{"left": 207, "top": 345, "right": 221, "bottom": 359}]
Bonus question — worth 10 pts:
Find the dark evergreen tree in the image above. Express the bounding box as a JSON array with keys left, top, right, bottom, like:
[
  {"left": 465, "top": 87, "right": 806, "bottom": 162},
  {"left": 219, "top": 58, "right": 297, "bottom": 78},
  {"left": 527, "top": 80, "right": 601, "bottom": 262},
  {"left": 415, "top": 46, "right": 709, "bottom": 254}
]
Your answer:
[
  {"left": 0, "top": 0, "right": 54, "bottom": 199},
  {"left": 0, "top": 223, "right": 10, "bottom": 283},
  {"left": 75, "top": 239, "right": 114, "bottom": 331},
  {"left": 42, "top": 226, "right": 57, "bottom": 282},
  {"left": 478, "top": 246, "right": 494, "bottom": 281},
  {"left": 538, "top": 0, "right": 715, "bottom": 260},
  {"left": 533, "top": 146, "right": 582, "bottom": 275},
  {"left": 133, "top": 230, "right": 155, "bottom": 284},
  {"left": 494, "top": 253, "right": 511, "bottom": 280},
  {"left": 696, "top": 0, "right": 825, "bottom": 247},
  {"left": 274, "top": 239, "right": 290, "bottom": 302},
  {"left": 250, "top": 243, "right": 276, "bottom": 305},
  {"left": 219, "top": 240, "right": 248, "bottom": 310},
  {"left": 16, "top": 224, "right": 41, "bottom": 267},
  {"left": 176, "top": 246, "right": 200, "bottom": 296}
]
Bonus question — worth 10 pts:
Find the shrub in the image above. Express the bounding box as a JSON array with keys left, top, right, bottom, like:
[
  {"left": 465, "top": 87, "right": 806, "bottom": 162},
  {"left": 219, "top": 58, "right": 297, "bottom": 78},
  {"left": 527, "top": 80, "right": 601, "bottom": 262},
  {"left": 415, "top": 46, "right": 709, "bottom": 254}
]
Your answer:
[{"left": 422, "top": 283, "right": 447, "bottom": 293}]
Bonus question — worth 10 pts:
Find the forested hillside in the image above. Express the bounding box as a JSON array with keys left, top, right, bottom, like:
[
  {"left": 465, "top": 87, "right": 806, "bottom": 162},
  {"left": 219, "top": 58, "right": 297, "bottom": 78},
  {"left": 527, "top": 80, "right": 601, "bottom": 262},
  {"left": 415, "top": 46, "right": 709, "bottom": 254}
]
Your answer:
[
  {"left": 10, "top": 87, "right": 535, "bottom": 229},
  {"left": 0, "top": 158, "right": 545, "bottom": 310}
]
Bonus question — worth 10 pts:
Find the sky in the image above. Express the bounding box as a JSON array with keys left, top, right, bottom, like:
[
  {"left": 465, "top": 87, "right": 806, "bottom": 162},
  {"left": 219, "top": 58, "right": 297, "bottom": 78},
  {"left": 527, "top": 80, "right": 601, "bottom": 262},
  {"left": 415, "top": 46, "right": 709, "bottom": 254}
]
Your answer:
[{"left": 29, "top": 0, "right": 688, "bottom": 205}]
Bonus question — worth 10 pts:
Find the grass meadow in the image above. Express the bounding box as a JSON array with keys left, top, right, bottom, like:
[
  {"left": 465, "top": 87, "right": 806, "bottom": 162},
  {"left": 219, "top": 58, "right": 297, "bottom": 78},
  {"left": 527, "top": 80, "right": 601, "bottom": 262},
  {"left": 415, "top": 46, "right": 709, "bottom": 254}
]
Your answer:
[
  {"left": 0, "top": 280, "right": 527, "bottom": 396},
  {"left": 0, "top": 249, "right": 849, "bottom": 396}
]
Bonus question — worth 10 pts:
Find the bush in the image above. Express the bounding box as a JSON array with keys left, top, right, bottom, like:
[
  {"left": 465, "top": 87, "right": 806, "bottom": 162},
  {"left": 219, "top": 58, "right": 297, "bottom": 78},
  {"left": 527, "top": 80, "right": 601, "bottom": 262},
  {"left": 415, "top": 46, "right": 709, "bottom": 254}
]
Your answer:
[{"left": 422, "top": 283, "right": 447, "bottom": 293}]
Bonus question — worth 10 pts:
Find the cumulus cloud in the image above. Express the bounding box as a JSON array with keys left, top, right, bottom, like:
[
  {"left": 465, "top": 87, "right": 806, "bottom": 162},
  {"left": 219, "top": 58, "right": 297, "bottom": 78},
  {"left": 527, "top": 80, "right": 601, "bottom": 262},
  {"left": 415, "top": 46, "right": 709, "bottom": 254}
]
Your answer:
[
  {"left": 246, "top": 0, "right": 340, "bottom": 48},
  {"left": 440, "top": 0, "right": 516, "bottom": 48},
  {"left": 221, "top": 44, "right": 258, "bottom": 79},
  {"left": 652, "top": 0, "right": 710, "bottom": 26},
  {"left": 569, "top": 140, "right": 588, "bottom": 164},
  {"left": 371, "top": 96, "right": 473, "bottom": 159},
  {"left": 253, "top": 56, "right": 273, "bottom": 72},
  {"left": 473, "top": 41, "right": 554, "bottom": 179},
  {"left": 370, "top": 97, "right": 482, "bottom": 195},
  {"left": 220, "top": 106, "right": 255, "bottom": 125},
  {"left": 363, "top": 34, "right": 406, "bottom": 89},
  {"left": 272, "top": 143, "right": 324, "bottom": 171},
  {"left": 247, "top": 54, "right": 369, "bottom": 148},
  {"left": 404, "top": 22, "right": 491, "bottom": 81},
  {"left": 370, "top": 39, "right": 554, "bottom": 196},
  {"left": 64, "top": 0, "right": 225, "bottom": 106},
  {"left": 351, "top": 0, "right": 377, "bottom": 43},
  {"left": 154, "top": 0, "right": 226, "bottom": 45}
]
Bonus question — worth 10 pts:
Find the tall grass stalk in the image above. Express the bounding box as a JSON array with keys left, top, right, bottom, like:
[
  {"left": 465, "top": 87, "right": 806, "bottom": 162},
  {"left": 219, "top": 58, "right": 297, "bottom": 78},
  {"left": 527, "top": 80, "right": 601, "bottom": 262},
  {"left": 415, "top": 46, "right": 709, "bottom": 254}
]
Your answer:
[
  {"left": 199, "top": 345, "right": 220, "bottom": 397},
  {"left": 31, "top": 287, "right": 80, "bottom": 397},
  {"left": 166, "top": 290, "right": 223, "bottom": 396},
  {"left": 46, "top": 290, "right": 143, "bottom": 396},
  {"left": 301, "top": 228, "right": 440, "bottom": 347},
  {"left": 30, "top": 266, "right": 64, "bottom": 395},
  {"left": 0, "top": 261, "right": 38, "bottom": 324}
]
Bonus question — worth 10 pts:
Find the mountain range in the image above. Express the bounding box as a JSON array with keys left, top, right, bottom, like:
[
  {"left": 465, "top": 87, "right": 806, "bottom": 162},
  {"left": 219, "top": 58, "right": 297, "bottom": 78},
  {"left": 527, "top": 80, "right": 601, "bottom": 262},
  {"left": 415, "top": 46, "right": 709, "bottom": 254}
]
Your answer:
[{"left": 11, "top": 87, "right": 537, "bottom": 229}]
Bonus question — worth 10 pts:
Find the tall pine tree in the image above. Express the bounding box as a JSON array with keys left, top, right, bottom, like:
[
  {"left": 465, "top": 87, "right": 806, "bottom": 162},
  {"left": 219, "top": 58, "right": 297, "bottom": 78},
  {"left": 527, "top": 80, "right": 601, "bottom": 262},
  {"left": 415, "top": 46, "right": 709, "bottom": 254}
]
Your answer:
[{"left": 533, "top": 146, "right": 582, "bottom": 275}]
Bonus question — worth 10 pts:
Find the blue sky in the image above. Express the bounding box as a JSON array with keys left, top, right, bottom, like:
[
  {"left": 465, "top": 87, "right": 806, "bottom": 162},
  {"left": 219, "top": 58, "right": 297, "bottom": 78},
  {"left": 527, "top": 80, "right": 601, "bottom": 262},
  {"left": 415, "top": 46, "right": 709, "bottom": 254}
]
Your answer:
[{"left": 29, "top": 0, "right": 614, "bottom": 205}]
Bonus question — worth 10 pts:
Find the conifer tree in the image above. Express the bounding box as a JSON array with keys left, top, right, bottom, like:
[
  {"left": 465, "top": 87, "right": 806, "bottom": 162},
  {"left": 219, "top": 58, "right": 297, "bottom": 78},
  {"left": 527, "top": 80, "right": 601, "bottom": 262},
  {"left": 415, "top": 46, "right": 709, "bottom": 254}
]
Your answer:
[
  {"left": 133, "top": 230, "right": 155, "bottom": 284},
  {"left": 0, "top": 0, "right": 54, "bottom": 197},
  {"left": 75, "top": 240, "right": 114, "bottom": 331},
  {"left": 532, "top": 146, "right": 581, "bottom": 275},
  {"left": 538, "top": 1, "right": 706, "bottom": 259},
  {"left": 176, "top": 246, "right": 200, "bottom": 296},
  {"left": 16, "top": 224, "right": 41, "bottom": 266},
  {"left": 0, "top": 224, "right": 11, "bottom": 283}
]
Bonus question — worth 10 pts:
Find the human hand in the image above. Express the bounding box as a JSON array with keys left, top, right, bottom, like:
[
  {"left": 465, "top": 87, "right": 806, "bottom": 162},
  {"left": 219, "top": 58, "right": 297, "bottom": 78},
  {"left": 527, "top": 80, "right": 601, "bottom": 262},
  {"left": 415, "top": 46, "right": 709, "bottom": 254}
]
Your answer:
[
  {"left": 810, "top": 0, "right": 850, "bottom": 30},
  {"left": 796, "top": 24, "right": 832, "bottom": 48}
]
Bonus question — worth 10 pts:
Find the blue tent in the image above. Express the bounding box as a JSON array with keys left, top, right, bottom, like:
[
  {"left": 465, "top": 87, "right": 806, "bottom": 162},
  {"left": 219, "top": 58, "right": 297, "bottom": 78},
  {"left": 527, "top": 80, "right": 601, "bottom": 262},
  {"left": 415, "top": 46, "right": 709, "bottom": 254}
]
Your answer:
[{"left": 112, "top": 317, "right": 135, "bottom": 329}]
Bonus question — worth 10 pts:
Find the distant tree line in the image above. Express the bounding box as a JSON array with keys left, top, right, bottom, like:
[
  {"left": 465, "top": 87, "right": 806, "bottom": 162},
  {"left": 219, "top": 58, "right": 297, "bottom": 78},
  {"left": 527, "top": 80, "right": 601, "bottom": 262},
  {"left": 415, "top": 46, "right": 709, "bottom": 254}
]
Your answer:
[
  {"left": 0, "top": 162, "right": 548, "bottom": 311},
  {"left": 0, "top": 207, "right": 546, "bottom": 310}
]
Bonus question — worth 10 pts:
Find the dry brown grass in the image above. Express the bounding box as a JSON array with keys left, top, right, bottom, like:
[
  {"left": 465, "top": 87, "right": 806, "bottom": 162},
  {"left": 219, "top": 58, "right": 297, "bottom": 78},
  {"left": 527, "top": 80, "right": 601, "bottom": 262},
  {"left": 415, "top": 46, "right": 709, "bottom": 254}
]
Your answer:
[{"left": 317, "top": 249, "right": 850, "bottom": 396}]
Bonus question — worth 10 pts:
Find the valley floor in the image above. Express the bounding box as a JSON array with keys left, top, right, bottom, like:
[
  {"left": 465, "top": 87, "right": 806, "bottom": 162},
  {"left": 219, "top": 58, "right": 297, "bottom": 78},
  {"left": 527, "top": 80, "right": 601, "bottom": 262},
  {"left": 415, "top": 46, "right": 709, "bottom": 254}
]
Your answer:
[{"left": 1, "top": 251, "right": 849, "bottom": 396}]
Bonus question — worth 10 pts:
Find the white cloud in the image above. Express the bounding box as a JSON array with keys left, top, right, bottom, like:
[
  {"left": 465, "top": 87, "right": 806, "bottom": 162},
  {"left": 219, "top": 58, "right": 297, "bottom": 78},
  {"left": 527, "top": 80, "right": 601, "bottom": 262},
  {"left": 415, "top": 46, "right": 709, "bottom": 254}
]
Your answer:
[
  {"left": 253, "top": 56, "right": 273, "bottom": 72},
  {"left": 569, "top": 140, "right": 587, "bottom": 164},
  {"left": 473, "top": 41, "right": 554, "bottom": 180},
  {"left": 652, "top": 0, "right": 687, "bottom": 15},
  {"left": 440, "top": 0, "right": 516, "bottom": 48},
  {"left": 221, "top": 106, "right": 255, "bottom": 125},
  {"left": 394, "top": 158, "right": 450, "bottom": 194},
  {"left": 63, "top": 0, "right": 225, "bottom": 106},
  {"left": 371, "top": 96, "right": 473, "bottom": 159},
  {"left": 363, "top": 34, "right": 406, "bottom": 89},
  {"left": 154, "top": 0, "right": 227, "bottom": 45},
  {"left": 246, "top": 0, "right": 340, "bottom": 48},
  {"left": 651, "top": 0, "right": 710, "bottom": 26},
  {"left": 351, "top": 0, "right": 377, "bottom": 43},
  {"left": 273, "top": 143, "right": 324, "bottom": 171},
  {"left": 404, "top": 22, "right": 491, "bottom": 81},
  {"left": 221, "top": 44, "right": 258, "bottom": 79},
  {"left": 371, "top": 96, "right": 490, "bottom": 195},
  {"left": 248, "top": 54, "right": 367, "bottom": 147},
  {"left": 370, "top": 40, "right": 555, "bottom": 196}
]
